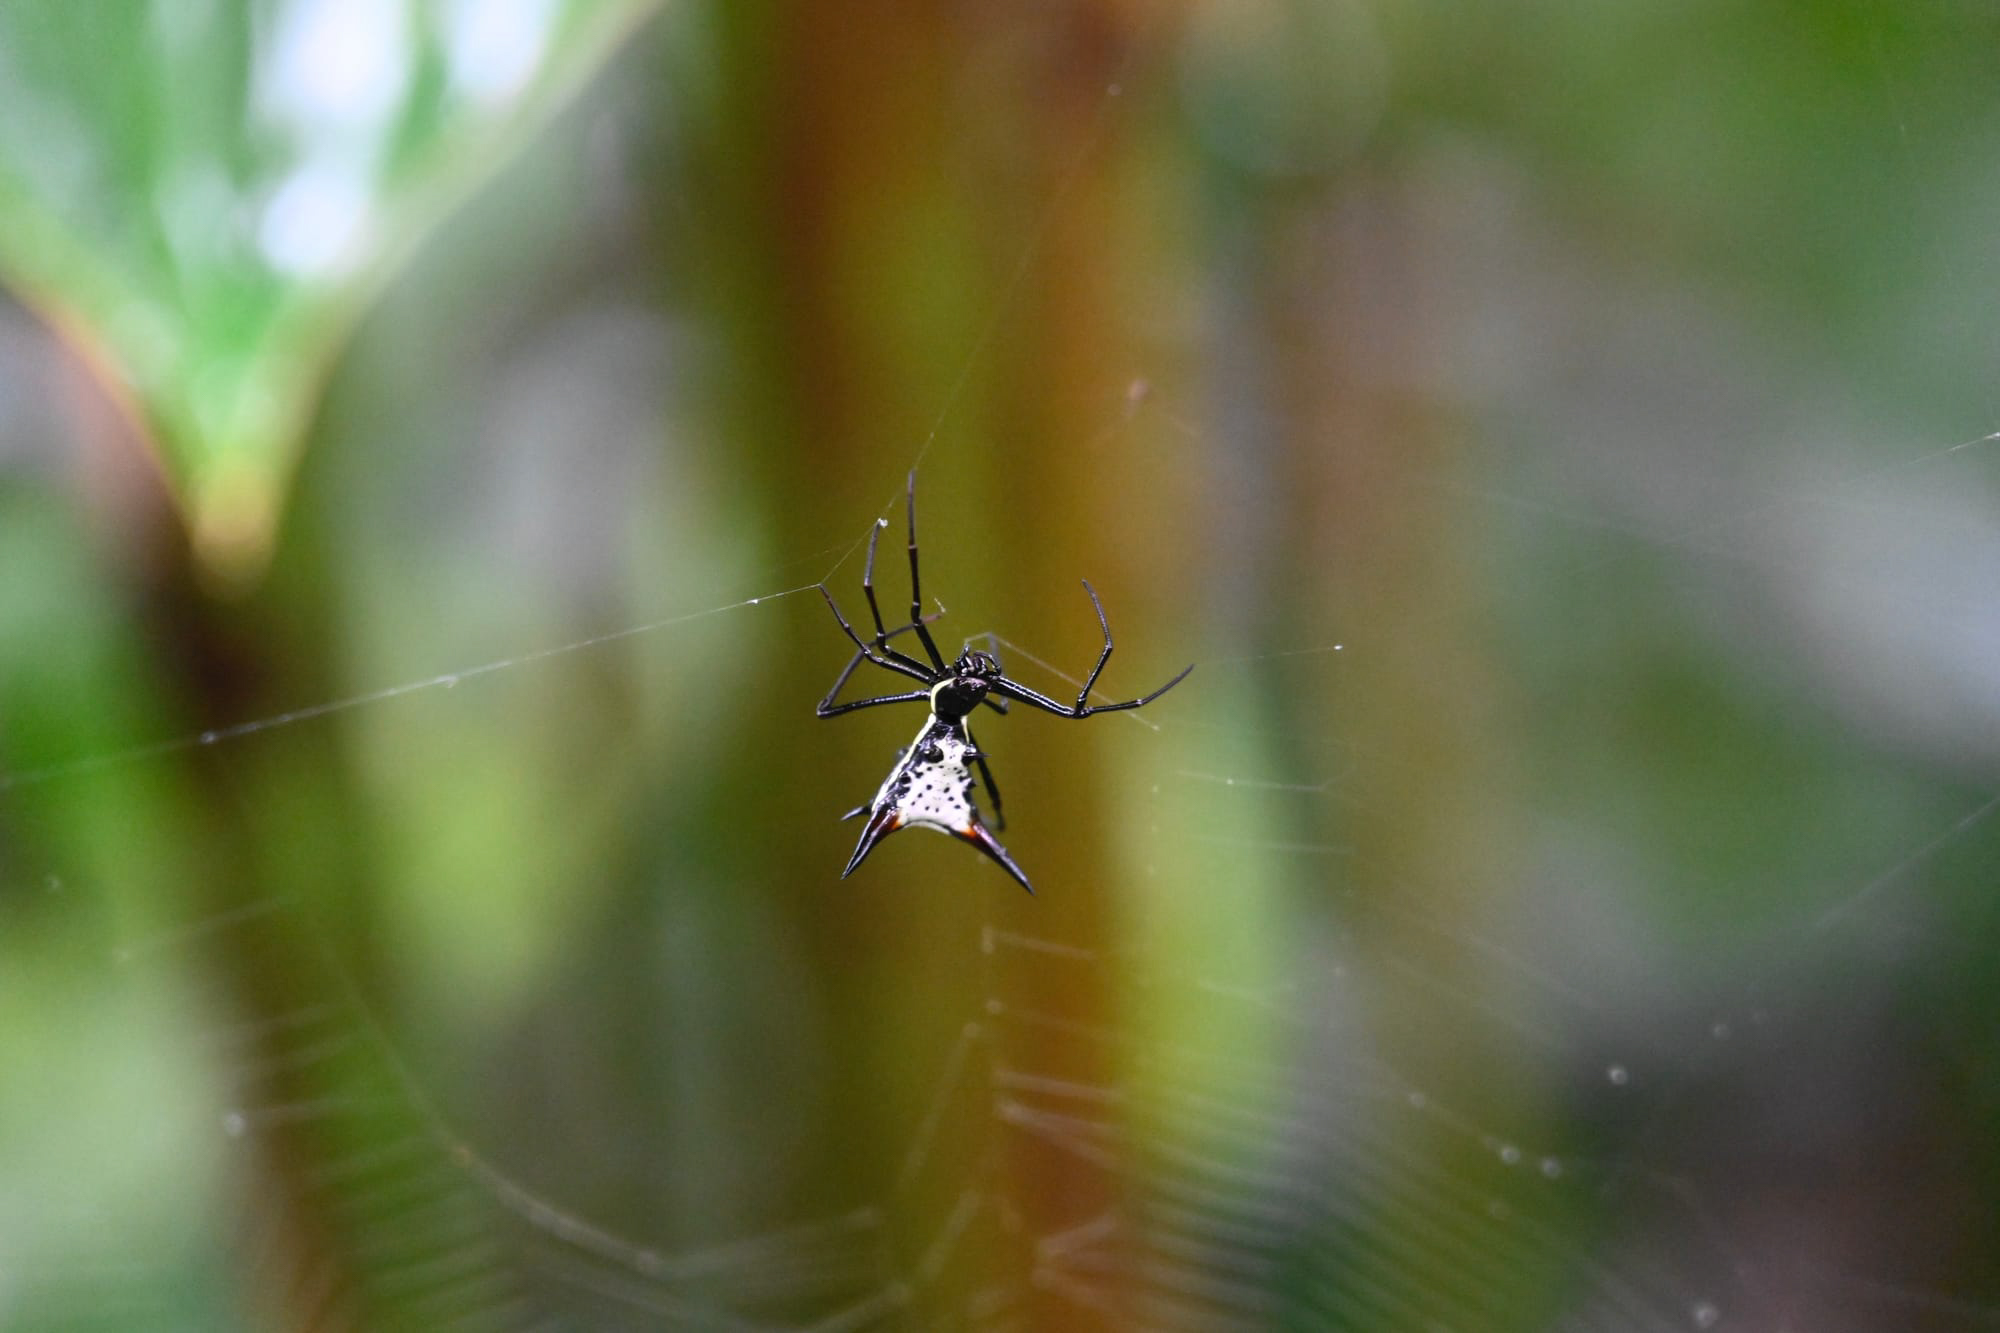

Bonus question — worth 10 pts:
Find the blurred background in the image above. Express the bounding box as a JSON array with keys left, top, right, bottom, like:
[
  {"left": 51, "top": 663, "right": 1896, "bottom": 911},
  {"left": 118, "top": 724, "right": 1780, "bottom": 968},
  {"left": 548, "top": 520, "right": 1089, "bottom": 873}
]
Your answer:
[{"left": 4, "top": 1, "right": 2000, "bottom": 1329}]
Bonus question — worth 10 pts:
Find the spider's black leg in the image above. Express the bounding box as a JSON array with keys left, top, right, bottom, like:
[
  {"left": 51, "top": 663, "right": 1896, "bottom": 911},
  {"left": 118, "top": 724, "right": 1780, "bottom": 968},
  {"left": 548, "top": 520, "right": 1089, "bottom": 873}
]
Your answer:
[
  {"left": 817, "top": 689, "right": 931, "bottom": 719},
  {"left": 823, "top": 645, "right": 952, "bottom": 713},
  {"left": 904, "top": 471, "right": 950, "bottom": 673},
  {"left": 1074, "top": 580, "right": 1117, "bottom": 711},
  {"left": 987, "top": 676, "right": 1085, "bottom": 717},
  {"left": 817, "top": 585, "right": 933, "bottom": 686},
  {"left": 988, "top": 580, "right": 1194, "bottom": 717},
  {"left": 859, "top": 520, "right": 936, "bottom": 676},
  {"left": 818, "top": 642, "right": 872, "bottom": 713},
  {"left": 970, "top": 748, "right": 1006, "bottom": 831},
  {"left": 987, "top": 657, "right": 1193, "bottom": 718},
  {"left": 860, "top": 519, "right": 891, "bottom": 638},
  {"left": 819, "top": 611, "right": 932, "bottom": 711},
  {"left": 1075, "top": 660, "right": 1194, "bottom": 715}
]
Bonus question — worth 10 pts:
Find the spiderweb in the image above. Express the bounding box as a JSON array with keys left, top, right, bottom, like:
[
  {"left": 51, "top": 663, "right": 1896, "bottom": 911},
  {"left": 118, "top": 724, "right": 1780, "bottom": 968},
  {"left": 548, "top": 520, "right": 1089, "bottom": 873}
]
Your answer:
[{"left": 6, "top": 4, "right": 2000, "bottom": 1331}]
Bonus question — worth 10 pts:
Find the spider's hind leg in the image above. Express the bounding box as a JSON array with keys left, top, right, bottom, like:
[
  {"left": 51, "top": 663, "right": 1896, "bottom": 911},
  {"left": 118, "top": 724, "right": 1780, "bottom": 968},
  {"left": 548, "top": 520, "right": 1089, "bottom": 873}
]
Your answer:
[{"left": 968, "top": 748, "right": 1006, "bottom": 831}]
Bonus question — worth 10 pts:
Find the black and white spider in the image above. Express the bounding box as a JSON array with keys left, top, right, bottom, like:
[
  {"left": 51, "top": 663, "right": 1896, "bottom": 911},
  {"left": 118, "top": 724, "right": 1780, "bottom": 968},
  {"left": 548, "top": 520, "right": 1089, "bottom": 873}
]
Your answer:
[{"left": 815, "top": 472, "right": 1193, "bottom": 893}]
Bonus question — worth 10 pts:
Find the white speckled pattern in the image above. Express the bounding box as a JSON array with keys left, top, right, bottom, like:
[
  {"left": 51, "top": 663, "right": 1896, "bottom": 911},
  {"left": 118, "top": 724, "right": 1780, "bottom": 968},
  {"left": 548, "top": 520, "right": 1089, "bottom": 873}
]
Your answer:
[
  {"left": 871, "top": 717, "right": 981, "bottom": 834},
  {"left": 842, "top": 693, "right": 1030, "bottom": 891}
]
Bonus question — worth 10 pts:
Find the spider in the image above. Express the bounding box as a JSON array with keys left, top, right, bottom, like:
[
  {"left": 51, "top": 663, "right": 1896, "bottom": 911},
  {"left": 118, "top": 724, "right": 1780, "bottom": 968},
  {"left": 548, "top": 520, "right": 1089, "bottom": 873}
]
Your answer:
[{"left": 815, "top": 472, "right": 1193, "bottom": 893}]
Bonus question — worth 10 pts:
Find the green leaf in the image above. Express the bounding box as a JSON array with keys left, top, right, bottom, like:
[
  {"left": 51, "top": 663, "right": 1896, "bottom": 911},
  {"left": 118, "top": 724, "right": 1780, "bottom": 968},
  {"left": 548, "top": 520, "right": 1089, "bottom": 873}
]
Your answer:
[{"left": 0, "top": 0, "right": 661, "bottom": 582}]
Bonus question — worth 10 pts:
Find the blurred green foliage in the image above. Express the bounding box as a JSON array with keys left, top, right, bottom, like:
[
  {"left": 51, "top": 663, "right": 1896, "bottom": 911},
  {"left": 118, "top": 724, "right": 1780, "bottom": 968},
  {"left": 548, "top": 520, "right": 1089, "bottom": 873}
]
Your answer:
[{"left": 0, "top": 0, "right": 660, "bottom": 578}]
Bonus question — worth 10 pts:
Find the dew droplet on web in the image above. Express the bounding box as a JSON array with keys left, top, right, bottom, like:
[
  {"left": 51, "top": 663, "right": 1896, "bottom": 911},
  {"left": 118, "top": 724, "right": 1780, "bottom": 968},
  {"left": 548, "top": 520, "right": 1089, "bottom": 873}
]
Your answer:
[
  {"left": 1691, "top": 1301, "right": 1720, "bottom": 1328},
  {"left": 747, "top": 597, "right": 760, "bottom": 605},
  {"left": 1607, "top": 1064, "right": 1630, "bottom": 1086},
  {"left": 44, "top": 875, "right": 62, "bottom": 893},
  {"left": 437, "top": 675, "right": 459, "bottom": 689},
  {"left": 1711, "top": 1021, "right": 1731, "bottom": 1040},
  {"left": 221, "top": 1110, "right": 248, "bottom": 1138},
  {"left": 1539, "top": 1157, "right": 1563, "bottom": 1178},
  {"left": 198, "top": 731, "right": 219, "bottom": 746},
  {"left": 1498, "top": 1144, "right": 1521, "bottom": 1165},
  {"left": 1406, "top": 1091, "right": 1427, "bottom": 1109}
]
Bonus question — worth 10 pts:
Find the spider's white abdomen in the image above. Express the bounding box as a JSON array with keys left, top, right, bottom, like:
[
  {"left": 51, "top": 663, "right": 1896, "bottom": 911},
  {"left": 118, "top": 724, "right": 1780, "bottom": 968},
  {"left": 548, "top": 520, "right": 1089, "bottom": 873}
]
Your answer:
[
  {"left": 873, "top": 716, "right": 979, "bottom": 834},
  {"left": 840, "top": 703, "right": 1028, "bottom": 891}
]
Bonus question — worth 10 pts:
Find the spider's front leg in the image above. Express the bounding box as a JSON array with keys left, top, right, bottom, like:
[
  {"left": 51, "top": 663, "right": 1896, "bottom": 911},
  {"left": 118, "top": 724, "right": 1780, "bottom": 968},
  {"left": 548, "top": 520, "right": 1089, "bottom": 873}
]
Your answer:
[
  {"left": 816, "top": 584, "right": 933, "bottom": 686},
  {"left": 902, "top": 471, "right": 950, "bottom": 672},
  {"left": 816, "top": 688, "right": 931, "bottom": 719},
  {"left": 858, "top": 519, "right": 937, "bottom": 678},
  {"left": 813, "top": 590, "right": 937, "bottom": 716},
  {"left": 985, "top": 580, "right": 1194, "bottom": 718}
]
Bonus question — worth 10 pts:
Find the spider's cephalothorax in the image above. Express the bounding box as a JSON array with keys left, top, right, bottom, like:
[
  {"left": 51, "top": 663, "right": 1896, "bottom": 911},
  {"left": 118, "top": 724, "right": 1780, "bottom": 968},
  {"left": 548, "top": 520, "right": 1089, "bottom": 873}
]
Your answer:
[
  {"left": 814, "top": 472, "right": 1193, "bottom": 893},
  {"left": 929, "top": 651, "right": 1000, "bottom": 721}
]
